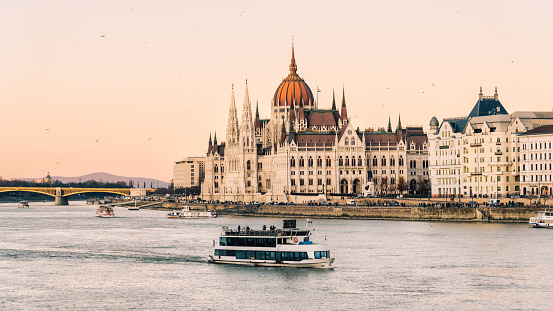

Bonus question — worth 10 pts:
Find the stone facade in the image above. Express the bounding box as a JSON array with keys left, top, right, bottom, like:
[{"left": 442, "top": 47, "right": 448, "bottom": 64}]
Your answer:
[{"left": 201, "top": 47, "right": 428, "bottom": 202}]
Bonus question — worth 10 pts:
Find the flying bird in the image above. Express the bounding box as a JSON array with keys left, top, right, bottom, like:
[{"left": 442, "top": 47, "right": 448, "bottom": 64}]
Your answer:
[
  {"left": 96, "top": 139, "right": 99, "bottom": 142},
  {"left": 101, "top": 35, "right": 105, "bottom": 37},
  {"left": 432, "top": 83, "right": 434, "bottom": 87},
  {"left": 148, "top": 138, "right": 152, "bottom": 141}
]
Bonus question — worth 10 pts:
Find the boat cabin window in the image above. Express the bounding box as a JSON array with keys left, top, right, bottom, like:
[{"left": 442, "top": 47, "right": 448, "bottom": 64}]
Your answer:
[
  {"left": 220, "top": 237, "right": 276, "bottom": 247},
  {"left": 236, "top": 250, "right": 276, "bottom": 261},
  {"left": 314, "top": 251, "right": 329, "bottom": 259}
]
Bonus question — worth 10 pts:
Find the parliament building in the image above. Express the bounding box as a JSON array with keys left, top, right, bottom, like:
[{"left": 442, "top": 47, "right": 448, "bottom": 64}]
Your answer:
[{"left": 201, "top": 46, "right": 428, "bottom": 203}]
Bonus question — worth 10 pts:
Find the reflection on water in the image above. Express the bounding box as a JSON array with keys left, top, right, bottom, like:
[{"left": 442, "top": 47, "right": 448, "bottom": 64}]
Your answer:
[{"left": 1, "top": 201, "right": 552, "bottom": 310}]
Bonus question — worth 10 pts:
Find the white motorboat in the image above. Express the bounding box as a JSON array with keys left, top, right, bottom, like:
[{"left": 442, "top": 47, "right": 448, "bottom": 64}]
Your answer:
[
  {"left": 208, "top": 219, "right": 334, "bottom": 268},
  {"left": 167, "top": 206, "right": 216, "bottom": 218},
  {"left": 18, "top": 201, "right": 30, "bottom": 208},
  {"left": 529, "top": 210, "right": 553, "bottom": 228},
  {"left": 96, "top": 205, "right": 115, "bottom": 218}
]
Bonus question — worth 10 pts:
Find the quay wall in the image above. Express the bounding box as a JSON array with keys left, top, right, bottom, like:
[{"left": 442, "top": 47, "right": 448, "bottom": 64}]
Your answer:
[{"left": 207, "top": 204, "right": 540, "bottom": 222}]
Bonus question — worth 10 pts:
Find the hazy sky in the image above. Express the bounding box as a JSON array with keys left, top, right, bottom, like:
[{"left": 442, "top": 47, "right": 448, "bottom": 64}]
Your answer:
[{"left": 1, "top": 0, "right": 552, "bottom": 182}]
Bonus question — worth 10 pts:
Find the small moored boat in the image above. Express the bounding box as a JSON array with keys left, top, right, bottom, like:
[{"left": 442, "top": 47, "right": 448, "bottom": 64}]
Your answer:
[
  {"left": 529, "top": 210, "right": 553, "bottom": 228},
  {"left": 96, "top": 205, "right": 115, "bottom": 218},
  {"left": 18, "top": 201, "right": 30, "bottom": 208},
  {"left": 166, "top": 206, "right": 216, "bottom": 219},
  {"left": 208, "top": 219, "right": 334, "bottom": 268}
]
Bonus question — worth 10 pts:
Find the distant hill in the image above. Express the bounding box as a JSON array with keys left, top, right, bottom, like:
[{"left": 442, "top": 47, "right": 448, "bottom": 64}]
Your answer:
[{"left": 51, "top": 172, "right": 169, "bottom": 188}]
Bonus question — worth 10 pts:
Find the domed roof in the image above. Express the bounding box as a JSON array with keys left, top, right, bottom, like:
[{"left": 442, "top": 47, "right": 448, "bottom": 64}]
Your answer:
[
  {"left": 273, "top": 46, "right": 314, "bottom": 107},
  {"left": 429, "top": 116, "right": 439, "bottom": 127}
]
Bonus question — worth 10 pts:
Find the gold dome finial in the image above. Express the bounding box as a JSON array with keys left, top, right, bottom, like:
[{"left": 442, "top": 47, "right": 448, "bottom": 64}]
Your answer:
[{"left": 289, "top": 38, "right": 297, "bottom": 74}]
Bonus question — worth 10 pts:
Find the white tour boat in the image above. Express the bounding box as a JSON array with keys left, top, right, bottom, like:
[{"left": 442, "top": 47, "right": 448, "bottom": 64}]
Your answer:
[
  {"left": 529, "top": 210, "right": 553, "bottom": 228},
  {"left": 166, "top": 206, "right": 216, "bottom": 219},
  {"left": 208, "top": 219, "right": 334, "bottom": 268},
  {"left": 18, "top": 201, "right": 30, "bottom": 208},
  {"left": 96, "top": 205, "right": 115, "bottom": 218}
]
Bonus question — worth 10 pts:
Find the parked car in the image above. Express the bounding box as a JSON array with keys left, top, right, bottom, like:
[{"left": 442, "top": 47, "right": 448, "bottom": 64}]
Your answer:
[
  {"left": 346, "top": 199, "right": 356, "bottom": 206},
  {"left": 389, "top": 201, "right": 400, "bottom": 206}
]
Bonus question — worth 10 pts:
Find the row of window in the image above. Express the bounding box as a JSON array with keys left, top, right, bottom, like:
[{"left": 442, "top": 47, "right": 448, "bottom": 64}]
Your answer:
[
  {"left": 213, "top": 249, "right": 329, "bottom": 261},
  {"left": 523, "top": 142, "right": 553, "bottom": 150},
  {"left": 523, "top": 153, "right": 552, "bottom": 161},
  {"left": 291, "top": 179, "right": 331, "bottom": 186}
]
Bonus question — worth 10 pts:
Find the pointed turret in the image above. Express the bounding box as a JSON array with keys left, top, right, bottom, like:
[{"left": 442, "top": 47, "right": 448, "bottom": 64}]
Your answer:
[
  {"left": 240, "top": 80, "right": 254, "bottom": 148},
  {"left": 254, "top": 100, "right": 261, "bottom": 129},
  {"left": 340, "top": 87, "right": 348, "bottom": 122},
  {"left": 331, "top": 88, "right": 336, "bottom": 110},
  {"left": 213, "top": 131, "right": 217, "bottom": 146},
  {"left": 208, "top": 132, "right": 212, "bottom": 154},
  {"left": 387, "top": 115, "right": 392, "bottom": 132},
  {"left": 397, "top": 114, "right": 402, "bottom": 130},
  {"left": 494, "top": 87, "right": 498, "bottom": 101},
  {"left": 226, "top": 84, "right": 240, "bottom": 145},
  {"left": 479, "top": 86, "right": 483, "bottom": 101}
]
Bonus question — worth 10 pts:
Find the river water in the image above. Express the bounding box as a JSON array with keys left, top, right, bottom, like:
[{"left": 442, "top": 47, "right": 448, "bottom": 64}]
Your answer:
[{"left": 1, "top": 201, "right": 552, "bottom": 310}]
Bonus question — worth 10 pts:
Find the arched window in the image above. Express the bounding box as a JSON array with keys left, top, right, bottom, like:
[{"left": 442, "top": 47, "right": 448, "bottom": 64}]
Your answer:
[
  {"left": 413, "top": 160, "right": 417, "bottom": 169},
  {"left": 358, "top": 156, "right": 362, "bottom": 167},
  {"left": 290, "top": 157, "right": 296, "bottom": 167},
  {"left": 345, "top": 156, "right": 350, "bottom": 166},
  {"left": 247, "top": 160, "right": 251, "bottom": 171},
  {"left": 382, "top": 156, "right": 386, "bottom": 167},
  {"left": 399, "top": 156, "right": 404, "bottom": 166},
  {"left": 221, "top": 165, "right": 224, "bottom": 173},
  {"left": 351, "top": 138, "right": 355, "bottom": 146},
  {"left": 390, "top": 157, "right": 395, "bottom": 167},
  {"left": 317, "top": 157, "right": 322, "bottom": 167},
  {"left": 308, "top": 157, "right": 314, "bottom": 167},
  {"left": 339, "top": 156, "right": 344, "bottom": 166},
  {"left": 214, "top": 164, "right": 219, "bottom": 173},
  {"left": 299, "top": 157, "right": 305, "bottom": 167},
  {"left": 373, "top": 156, "right": 378, "bottom": 167},
  {"left": 326, "top": 157, "right": 332, "bottom": 167}
]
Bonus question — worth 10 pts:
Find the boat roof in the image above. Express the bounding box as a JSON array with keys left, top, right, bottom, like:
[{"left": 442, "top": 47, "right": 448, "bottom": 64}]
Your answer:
[{"left": 222, "top": 228, "right": 310, "bottom": 237}]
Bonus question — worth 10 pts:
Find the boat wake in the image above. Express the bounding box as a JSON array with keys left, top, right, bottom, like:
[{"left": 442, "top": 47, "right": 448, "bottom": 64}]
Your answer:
[{"left": 0, "top": 246, "right": 206, "bottom": 264}]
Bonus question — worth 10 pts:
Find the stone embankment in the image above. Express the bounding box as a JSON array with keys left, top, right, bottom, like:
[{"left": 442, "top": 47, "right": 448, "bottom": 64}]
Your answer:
[{"left": 206, "top": 204, "right": 540, "bottom": 223}]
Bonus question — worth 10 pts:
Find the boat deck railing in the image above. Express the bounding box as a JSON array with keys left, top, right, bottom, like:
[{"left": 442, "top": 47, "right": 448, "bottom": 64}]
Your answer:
[{"left": 223, "top": 228, "right": 310, "bottom": 237}]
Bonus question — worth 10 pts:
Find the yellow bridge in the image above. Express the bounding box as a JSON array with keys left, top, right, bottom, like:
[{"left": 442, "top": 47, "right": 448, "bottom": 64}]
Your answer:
[{"left": 0, "top": 187, "right": 155, "bottom": 205}]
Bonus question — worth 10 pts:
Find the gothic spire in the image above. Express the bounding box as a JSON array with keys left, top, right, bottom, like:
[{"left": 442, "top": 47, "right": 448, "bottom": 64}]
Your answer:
[
  {"left": 332, "top": 88, "right": 336, "bottom": 110},
  {"left": 397, "top": 114, "right": 402, "bottom": 130},
  {"left": 340, "top": 86, "right": 348, "bottom": 121},
  {"left": 213, "top": 131, "right": 217, "bottom": 146},
  {"left": 209, "top": 132, "right": 212, "bottom": 146},
  {"left": 387, "top": 115, "right": 392, "bottom": 132},
  {"left": 289, "top": 41, "right": 297, "bottom": 74}
]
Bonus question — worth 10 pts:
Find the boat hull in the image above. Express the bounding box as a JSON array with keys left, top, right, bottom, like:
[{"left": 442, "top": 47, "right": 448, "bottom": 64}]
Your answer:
[
  {"left": 529, "top": 222, "right": 553, "bottom": 228},
  {"left": 207, "top": 255, "right": 334, "bottom": 268}
]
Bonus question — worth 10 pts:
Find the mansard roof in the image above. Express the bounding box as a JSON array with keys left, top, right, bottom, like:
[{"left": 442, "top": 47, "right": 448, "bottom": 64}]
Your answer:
[
  {"left": 293, "top": 133, "right": 335, "bottom": 147},
  {"left": 363, "top": 131, "right": 399, "bottom": 146},
  {"left": 443, "top": 118, "right": 468, "bottom": 133},
  {"left": 209, "top": 143, "right": 225, "bottom": 156},
  {"left": 468, "top": 98, "right": 508, "bottom": 118},
  {"left": 305, "top": 109, "right": 340, "bottom": 128},
  {"left": 520, "top": 125, "right": 553, "bottom": 135}
]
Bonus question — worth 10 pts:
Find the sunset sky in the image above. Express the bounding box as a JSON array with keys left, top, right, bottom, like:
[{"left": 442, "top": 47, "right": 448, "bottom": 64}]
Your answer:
[{"left": 1, "top": 0, "right": 552, "bottom": 182}]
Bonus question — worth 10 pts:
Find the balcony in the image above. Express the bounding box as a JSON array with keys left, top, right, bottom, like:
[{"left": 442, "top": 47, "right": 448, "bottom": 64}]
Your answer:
[
  {"left": 439, "top": 145, "right": 449, "bottom": 149},
  {"left": 471, "top": 172, "right": 482, "bottom": 176},
  {"left": 496, "top": 142, "right": 501, "bottom": 145},
  {"left": 495, "top": 151, "right": 502, "bottom": 155},
  {"left": 470, "top": 143, "right": 482, "bottom": 147},
  {"left": 489, "top": 162, "right": 512, "bottom": 167}
]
